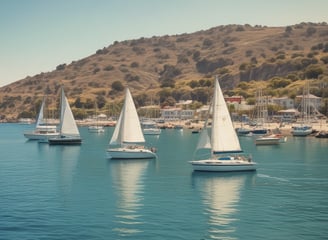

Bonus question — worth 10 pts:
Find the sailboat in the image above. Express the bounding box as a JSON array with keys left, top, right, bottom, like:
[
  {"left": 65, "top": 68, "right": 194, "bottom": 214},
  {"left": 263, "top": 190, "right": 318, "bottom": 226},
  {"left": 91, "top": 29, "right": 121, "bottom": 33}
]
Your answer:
[
  {"left": 141, "top": 119, "right": 161, "bottom": 135},
  {"left": 88, "top": 102, "right": 105, "bottom": 133},
  {"left": 190, "top": 77, "right": 256, "bottom": 172},
  {"left": 24, "top": 96, "right": 59, "bottom": 140},
  {"left": 291, "top": 81, "right": 313, "bottom": 136},
  {"left": 236, "top": 89, "right": 268, "bottom": 136},
  {"left": 48, "top": 87, "right": 82, "bottom": 145},
  {"left": 106, "top": 87, "right": 157, "bottom": 159}
]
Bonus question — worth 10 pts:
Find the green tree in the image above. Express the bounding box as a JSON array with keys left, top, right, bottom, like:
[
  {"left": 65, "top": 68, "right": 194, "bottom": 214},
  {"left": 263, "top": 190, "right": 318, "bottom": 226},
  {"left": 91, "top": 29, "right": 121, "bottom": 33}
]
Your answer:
[
  {"left": 189, "top": 80, "right": 199, "bottom": 88},
  {"left": 96, "top": 95, "right": 106, "bottom": 109},
  {"left": 269, "top": 78, "right": 292, "bottom": 88},
  {"left": 191, "top": 88, "right": 210, "bottom": 104},
  {"left": 74, "top": 97, "right": 83, "bottom": 108},
  {"left": 158, "top": 89, "right": 172, "bottom": 104},
  {"left": 84, "top": 98, "right": 94, "bottom": 109},
  {"left": 305, "top": 65, "right": 323, "bottom": 79},
  {"left": 162, "top": 96, "right": 176, "bottom": 107}
]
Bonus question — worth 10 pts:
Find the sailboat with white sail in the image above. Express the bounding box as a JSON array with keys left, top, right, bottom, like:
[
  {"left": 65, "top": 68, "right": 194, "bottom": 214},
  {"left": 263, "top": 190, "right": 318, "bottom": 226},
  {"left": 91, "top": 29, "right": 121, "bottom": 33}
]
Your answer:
[
  {"left": 48, "top": 87, "right": 82, "bottom": 145},
  {"left": 106, "top": 87, "right": 157, "bottom": 159},
  {"left": 24, "top": 96, "right": 59, "bottom": 140},
  {"left": 190, "top": 76, "right": 256, "bottom": 172}
]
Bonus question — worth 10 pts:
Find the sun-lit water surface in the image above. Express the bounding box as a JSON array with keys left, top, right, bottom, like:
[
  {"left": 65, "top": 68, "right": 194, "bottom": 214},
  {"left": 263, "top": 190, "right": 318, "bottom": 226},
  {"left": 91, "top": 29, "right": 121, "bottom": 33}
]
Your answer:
[{"left": 0, "top": 123, "right": 327, "bottom": 239}]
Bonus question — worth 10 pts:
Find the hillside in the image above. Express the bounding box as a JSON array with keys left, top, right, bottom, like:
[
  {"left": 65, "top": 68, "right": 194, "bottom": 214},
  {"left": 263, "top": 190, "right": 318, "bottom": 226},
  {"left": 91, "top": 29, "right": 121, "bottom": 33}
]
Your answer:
[{"left": 1, "top": 22, "right": 328, "bottom": 120}]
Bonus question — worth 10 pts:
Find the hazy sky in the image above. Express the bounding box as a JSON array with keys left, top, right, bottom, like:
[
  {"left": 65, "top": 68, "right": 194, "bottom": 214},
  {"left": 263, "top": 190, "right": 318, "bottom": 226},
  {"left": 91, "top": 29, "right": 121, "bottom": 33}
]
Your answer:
[{"left": 0, "top": 0, "right": 327, "bottom": 87}]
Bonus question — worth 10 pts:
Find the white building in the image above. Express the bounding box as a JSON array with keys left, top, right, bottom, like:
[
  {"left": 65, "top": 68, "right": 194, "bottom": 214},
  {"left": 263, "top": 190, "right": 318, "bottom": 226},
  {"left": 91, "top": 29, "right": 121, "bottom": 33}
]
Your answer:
[
  {"left": 270, "top": 97, "right": 295, "bottom": 109},
  {"left": 295, "top": 94, "right": 322, "bottom": 110}
]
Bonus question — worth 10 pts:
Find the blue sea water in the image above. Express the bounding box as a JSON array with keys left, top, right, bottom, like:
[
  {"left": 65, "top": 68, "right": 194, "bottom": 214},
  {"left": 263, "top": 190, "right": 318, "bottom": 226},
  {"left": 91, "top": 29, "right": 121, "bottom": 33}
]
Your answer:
[{"left": 0, "top": 123, "right": 328, "bottom": 240}]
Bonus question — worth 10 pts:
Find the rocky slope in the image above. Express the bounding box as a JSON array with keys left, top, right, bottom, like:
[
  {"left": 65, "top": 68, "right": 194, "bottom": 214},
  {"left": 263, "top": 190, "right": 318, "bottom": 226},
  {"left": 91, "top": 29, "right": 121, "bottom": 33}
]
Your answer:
[{"left": 1, "top": 22, "right": 327, "bottom": 120}]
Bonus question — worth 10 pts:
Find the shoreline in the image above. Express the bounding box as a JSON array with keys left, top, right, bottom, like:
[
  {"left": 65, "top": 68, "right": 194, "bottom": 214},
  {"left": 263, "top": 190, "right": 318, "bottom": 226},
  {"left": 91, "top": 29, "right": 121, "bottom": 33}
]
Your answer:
[{"left": 12, "top": 118, "right": 328, "bottom": 136}]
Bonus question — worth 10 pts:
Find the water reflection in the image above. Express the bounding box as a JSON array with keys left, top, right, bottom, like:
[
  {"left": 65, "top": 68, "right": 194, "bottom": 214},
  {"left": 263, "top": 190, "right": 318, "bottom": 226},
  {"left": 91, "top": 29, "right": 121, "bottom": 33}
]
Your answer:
[
  {"left": 57, "top": 146, "right": 80, "bottom": 191},
  {"left": 109, "top": 159, "right": 149, "bottom": 236},
  {"left": 192, "top": 172, "right": 255, "bottom": 239},
  {"left": 47, "top": 145, "right": 80, "bottom": 199}
]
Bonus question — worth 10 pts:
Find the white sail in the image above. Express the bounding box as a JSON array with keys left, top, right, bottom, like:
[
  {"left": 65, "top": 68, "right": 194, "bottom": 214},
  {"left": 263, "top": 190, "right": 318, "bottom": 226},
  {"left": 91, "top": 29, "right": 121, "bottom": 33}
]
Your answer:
[
  {"left": 110, "top": 88, "right": 145, "bottom": 145},
  {"left": 36, "top": 97, "right": 46, "bottom": 127},
  {"left": 59, "top": 88, "right": 80, "bottom": 136},
  {"left": 211, "top": 77, "right": 242, "bottom": 154},
  {"left": 110, "top": 108, "right": 123, "bottom": 145},
  {"left": 190, "top": 76, "right": 256, "bottom": 172},
  {"left": 196, "top": 127, "right": 212, "bottom": 150}
]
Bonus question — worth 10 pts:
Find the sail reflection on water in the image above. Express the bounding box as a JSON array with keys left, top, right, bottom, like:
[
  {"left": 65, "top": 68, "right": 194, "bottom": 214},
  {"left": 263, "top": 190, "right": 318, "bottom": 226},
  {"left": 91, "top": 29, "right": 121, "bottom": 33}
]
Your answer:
[
  {"left": 109, "top": 160, "right": 149, "bottom": 236},
  {"left": 55, "top": 146, "right": 80, "bottom": 196},
  {"left": 192, "top": 172, "right": 255, "bottom": 239}
]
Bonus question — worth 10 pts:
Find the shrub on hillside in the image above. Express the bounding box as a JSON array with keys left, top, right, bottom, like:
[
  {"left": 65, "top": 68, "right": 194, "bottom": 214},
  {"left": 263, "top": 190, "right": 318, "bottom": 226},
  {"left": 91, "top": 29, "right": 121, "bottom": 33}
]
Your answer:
[
  {"left": 125, "top": 74, "right": 140, "bottom": 82},
  {"left": 192, "top": 51, "right": 201, "bottom": 61},
  {"left": 196, "top": 58, "right": 233, "bottom": 73},
  {"left": 320, "top": 55, "right": 328, "bottom": 64},
  {"left": 177, "top": 54, "right": 189, "bottom": 64},
  {"left": 305, "top": 64, "right": 323, "bottom": 79},
  {"left": 269, "top": 77, "right": 292, "bottom": 88},
  {"left": 103, "top": 65, "right": 115, "bottom": 71},
  {"left": 188, "top": 80, "right": 199, "bottom": 89},
  {"left": 159, "top": 64, "right": 181, "bottom": 80},
  {"left": 56, "top": 64, "right": 66, "bottom": 71},
  {"left": 202, "top": 38, "right": 213, "bottom": 48},
  {"left": 306, "top": 26, "right": 317, "bottom": 37},
  {"left": 111, "top": 81, "right": 124, "bottom": 91},
  {"left": 130, "top": 62, "right": 139, "bottom": 68},
  {"left": 96, "top": 48, "right": 109, "bottom": 55}
]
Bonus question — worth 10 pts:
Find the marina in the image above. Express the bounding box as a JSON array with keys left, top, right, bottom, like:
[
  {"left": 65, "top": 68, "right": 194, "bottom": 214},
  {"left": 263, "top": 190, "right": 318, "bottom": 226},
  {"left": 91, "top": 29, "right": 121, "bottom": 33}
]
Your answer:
[{"left": 1, "top": 123, "right": 327, "bottom": 239}]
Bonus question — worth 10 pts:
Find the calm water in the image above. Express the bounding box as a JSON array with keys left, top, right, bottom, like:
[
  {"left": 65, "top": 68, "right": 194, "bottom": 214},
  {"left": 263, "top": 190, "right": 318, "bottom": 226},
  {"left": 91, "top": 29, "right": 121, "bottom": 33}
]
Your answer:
[{"left": 0, "top": 123, "right": 327, "bottom": 240}]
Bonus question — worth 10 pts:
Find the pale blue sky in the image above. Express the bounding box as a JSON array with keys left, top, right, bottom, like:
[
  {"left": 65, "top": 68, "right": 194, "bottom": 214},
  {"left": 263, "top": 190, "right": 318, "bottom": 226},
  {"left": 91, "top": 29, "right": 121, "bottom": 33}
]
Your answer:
[{"left": 0, "top": 0, "right": 327, "bottom": 86}]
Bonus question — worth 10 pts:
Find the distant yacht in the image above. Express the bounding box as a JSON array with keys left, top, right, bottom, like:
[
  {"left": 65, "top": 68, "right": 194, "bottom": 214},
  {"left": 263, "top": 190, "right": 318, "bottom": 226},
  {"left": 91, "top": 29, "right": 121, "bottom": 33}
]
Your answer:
[
  {"left": 88, "top": 125, "right": 105, "bottom": 133},
  {"left": 88, "top": 103, "right": 105, "bottom": 133},
  {"left": 24, "top": 96, "right": 59, "bottom": 141},
  {"left": 255, "top": 129, "right": 287, "bottom": 145},
  {"left": 292, "top": 81, "right": 313, "bottom": 136},
  {"left": 141, "top": 120, "right": 161, "bottom": 135}
]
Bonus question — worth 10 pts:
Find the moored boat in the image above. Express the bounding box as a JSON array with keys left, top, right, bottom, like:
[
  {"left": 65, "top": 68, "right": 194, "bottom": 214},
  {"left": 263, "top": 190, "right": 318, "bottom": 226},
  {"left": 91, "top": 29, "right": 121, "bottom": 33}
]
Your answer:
[
  {"left": 24, "top": 96, "right": 59, "bottom": 141},
  {"left": 190, "top": 76, "right": 256, "bottom": 172},
  {"left": 48, "top": 87, "right": 82, "bottom": 145},
  {"left": 315, "top": 131, "right": 328, "bottom": 138},
  {"left": 106, "top": 87, "right": 157, "bottom": 159}
]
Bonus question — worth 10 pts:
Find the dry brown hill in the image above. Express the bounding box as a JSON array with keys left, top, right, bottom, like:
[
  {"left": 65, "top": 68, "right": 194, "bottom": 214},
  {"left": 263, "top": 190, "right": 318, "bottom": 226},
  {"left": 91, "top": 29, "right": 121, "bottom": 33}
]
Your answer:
[{"left": 1, "top": 22, "right": 328, "bottom": 120}]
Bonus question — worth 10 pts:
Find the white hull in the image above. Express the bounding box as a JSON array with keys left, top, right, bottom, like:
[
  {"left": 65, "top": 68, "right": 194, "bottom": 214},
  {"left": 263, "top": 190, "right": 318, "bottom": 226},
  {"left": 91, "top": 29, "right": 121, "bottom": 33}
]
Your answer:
[
  {"left": 143, "top": 128, "right": 161, "bottom": 135},
  {"left": 24, "top": 132, "right": 59, "bottom": 140},
  {"left": 107, "top": 148, "right": 156, "bottom": 159},
  {"left": 88, "top": 126, "right": 105, "bottom": 133},
  {"left": 190, "top": 159, "right": 256, "bottom": 172},
  {"left": 291, "top": 129, "right": 312, "bottom": 136},
  {"left": 255, "top": 135, "right": 285, "bottom": 145}
]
